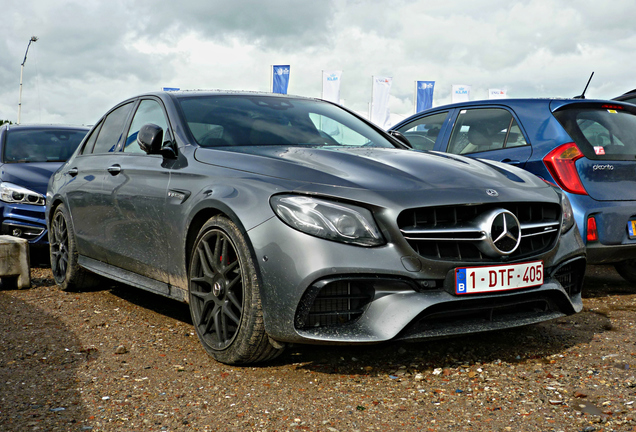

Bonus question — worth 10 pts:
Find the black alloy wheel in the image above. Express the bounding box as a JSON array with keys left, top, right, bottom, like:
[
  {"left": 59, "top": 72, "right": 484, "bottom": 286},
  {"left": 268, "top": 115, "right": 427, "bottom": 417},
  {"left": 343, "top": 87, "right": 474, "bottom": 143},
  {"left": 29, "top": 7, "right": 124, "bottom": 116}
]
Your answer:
[
  {"left": 190, "top": 227, "right": 243, "bottom": 350},
  {"left": 49, "top": 204, "right": 98, "bottom": 291},
  {"left": 188, "top": 216, "right": 283, "bottom": 364},
  {"left": 50, "top": 209, "right": 70, "bottom": 283}
]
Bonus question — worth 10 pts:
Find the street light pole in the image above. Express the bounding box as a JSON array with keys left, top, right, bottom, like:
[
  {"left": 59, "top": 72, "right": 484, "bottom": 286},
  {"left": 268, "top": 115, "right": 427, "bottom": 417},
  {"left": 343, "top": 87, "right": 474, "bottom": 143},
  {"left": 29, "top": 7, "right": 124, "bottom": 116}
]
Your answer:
[{"left": 17, "top": 36, "right": 38, "bottom": 125}]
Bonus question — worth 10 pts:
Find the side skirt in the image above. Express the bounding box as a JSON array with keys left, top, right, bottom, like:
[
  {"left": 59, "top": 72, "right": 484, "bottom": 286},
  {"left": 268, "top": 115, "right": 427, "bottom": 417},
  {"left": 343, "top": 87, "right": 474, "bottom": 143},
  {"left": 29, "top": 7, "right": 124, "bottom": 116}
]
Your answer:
[{"left": 78, "top": 256, "right": 188, "bottom": 303}]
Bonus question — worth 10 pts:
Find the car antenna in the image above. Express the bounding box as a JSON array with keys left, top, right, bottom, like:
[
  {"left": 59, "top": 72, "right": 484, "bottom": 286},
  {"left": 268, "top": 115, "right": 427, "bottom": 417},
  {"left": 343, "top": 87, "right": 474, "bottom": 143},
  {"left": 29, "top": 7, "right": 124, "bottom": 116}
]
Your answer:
[{"left": 574, "top": 72, "right": 594, "bottom": 99}]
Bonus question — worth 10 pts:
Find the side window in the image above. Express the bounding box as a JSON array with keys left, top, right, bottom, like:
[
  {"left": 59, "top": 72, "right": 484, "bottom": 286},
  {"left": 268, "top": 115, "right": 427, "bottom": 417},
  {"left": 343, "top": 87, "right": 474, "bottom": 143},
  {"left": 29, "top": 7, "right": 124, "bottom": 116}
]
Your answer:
[
  {"left": 90, "top": 102, "right": 134, "bottom": 154},
  {"left": 395, "top": 112, "right": 448, "bottom": 151},
  {"left": 125, "top": 100, "right": 169, "bottom": 154},
  {"left": 80, "top": 121, "right": 103, "bottom": 155},
  {"left": 505, "top": 120, "right": 528, "bottom": 149},
  {"left": 447, "top": 108, "right": 528, "bottom": 155}
]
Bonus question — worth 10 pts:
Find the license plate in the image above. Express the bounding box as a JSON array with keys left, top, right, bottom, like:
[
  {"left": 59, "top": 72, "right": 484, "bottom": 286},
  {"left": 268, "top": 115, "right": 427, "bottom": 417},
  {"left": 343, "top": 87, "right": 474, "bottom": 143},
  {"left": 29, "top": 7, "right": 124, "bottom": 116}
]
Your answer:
[
  {"left": 628, "top": 220, "right": 636, "bottom": 239},
  {"left": 455, "top": 261, "right": 543, "bottom": 295}
]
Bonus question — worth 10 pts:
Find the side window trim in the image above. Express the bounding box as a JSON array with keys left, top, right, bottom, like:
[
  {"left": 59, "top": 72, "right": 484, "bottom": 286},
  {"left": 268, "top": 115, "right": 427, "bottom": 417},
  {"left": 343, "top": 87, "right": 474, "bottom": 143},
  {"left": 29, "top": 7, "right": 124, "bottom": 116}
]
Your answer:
[
  {"left": 89, "top": 101, "right": 137, "bottom": 155},
  {"left": 114, "top": 98, "right": 141, "bottom": 153},
  {"left": 79, "top": 121, "right": 104, "bottom": 155},
  {"left": 502, "top": 116, "right": 514, "bottom": 148},
  {"left": 395, "top": 110, "right": 452, "bottom": 151},
  {"left": 116, "top": 98, "right": 142, "bottom": 153},
  {"left": 445, "top": 106, "right": 530, "bottom": 155},
  {"left": 435, "top": 108, "right": 459, "bottom": 152},
  {"left": 119, "top": 97, "right": 171, "bottom": 153}
]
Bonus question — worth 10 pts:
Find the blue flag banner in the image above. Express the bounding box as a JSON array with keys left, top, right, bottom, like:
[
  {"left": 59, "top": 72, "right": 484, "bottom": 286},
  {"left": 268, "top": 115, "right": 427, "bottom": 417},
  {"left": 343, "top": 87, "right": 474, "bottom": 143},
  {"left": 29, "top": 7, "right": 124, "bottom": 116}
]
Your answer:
[
  {"left": 416, "top": 81, "right": 435, "bottom": 112},
  {"left": 272, "top": 65, "right": 290, "bottom": 94}
]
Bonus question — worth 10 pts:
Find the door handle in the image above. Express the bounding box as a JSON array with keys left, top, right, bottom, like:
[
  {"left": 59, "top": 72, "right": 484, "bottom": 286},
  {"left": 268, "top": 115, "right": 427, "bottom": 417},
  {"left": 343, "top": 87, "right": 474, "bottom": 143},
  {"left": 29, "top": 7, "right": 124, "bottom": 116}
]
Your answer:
[
  {"left": 67, "top": 167, "right": 78, "bottom": 177},
  {"left": 107, "top": 164, "right": 121, "bottom": 175},
  {"left": 500, "top": 158, "right": 520, "bottom": 165}
]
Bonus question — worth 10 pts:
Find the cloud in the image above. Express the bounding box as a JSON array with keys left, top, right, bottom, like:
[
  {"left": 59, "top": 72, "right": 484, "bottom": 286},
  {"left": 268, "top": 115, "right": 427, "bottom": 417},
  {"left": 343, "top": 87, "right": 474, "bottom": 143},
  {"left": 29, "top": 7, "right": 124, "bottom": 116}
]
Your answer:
[{"left": 2, "top": 0, "right": 636, "bottom": 125}]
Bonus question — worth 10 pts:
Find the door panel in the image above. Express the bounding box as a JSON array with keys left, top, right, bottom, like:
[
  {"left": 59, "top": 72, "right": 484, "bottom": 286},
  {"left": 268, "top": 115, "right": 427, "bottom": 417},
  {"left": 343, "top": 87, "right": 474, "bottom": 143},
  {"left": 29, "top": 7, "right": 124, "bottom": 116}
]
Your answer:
[
  {"left": 101, "top": 154, "right": 171, "bottom": 281},
  {"left": 63, "top": 154, "right": 108, "bottom": 260}
]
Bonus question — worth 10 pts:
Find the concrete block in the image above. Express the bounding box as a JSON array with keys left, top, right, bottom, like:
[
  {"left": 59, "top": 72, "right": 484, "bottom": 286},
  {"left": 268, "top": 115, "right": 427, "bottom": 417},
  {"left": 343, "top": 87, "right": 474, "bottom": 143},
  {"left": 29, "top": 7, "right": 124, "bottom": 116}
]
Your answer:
[{"left": 0, "top": 235, "right": 30, "bottom": 289}]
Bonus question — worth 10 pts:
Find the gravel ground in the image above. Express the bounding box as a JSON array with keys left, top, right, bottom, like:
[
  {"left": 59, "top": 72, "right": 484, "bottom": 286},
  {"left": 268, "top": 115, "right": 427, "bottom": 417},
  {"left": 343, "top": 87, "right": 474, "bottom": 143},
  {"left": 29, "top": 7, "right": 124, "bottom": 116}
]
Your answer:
[{"left": 1, "top": 265, "right": 635, "bottom": 432}]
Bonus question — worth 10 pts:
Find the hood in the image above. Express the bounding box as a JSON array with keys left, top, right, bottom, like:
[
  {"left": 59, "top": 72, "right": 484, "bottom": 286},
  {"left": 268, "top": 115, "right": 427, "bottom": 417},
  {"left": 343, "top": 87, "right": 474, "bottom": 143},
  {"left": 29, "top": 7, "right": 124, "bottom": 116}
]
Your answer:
[
  {"left": 194, "top": 146, "right": 551, "bottom": 193},
  {"left": 0, "top": 162, "right": 62, "bottom": 195}
]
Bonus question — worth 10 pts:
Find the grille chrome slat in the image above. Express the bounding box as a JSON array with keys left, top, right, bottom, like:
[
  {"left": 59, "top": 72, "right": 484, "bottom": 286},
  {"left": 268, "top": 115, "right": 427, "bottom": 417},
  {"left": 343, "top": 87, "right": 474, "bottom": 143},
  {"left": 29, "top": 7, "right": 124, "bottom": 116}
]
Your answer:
[{"left": 397, "top": 202, "right": 561, "bottom": 262}]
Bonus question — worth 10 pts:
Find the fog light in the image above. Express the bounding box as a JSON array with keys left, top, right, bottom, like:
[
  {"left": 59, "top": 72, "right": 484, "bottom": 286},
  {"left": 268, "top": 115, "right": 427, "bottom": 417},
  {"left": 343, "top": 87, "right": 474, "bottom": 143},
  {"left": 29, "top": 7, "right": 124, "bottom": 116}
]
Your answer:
[
  {"left": 586, "top": 216, "right": 598, "bottom": 242},
  {"left": 12, "top": 228, "right": 22, "bottom": 237}
]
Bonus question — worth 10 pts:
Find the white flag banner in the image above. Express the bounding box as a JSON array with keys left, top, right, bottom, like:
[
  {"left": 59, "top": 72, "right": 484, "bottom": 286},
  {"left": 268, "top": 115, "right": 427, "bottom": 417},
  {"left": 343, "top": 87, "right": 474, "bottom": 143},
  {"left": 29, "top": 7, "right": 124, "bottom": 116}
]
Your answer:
[
  {"left": 451, "top": 84, "right": 471, "bottom": 103},
  {"left": 371, "top": 76, "right": 392, "bottom": 128},
  {"left": 489, "top": 88, "right": 507, "bottom": 99},
  {"left": 322, "top": 70, "right": 343, "bottom": 103}
]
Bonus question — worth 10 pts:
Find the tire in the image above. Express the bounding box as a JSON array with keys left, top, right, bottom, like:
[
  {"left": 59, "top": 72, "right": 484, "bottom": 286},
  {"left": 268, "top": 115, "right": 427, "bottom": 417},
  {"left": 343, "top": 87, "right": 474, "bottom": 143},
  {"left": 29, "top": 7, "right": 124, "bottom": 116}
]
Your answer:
[
  {"left": 49, "top": 204, "right": 99, "bottom": 291},
  {"left": 188, "top": 216, "right": 284, "bottom": 365},
  {"left": 614, "top": 260, "right": 636, "bottom": 283}
]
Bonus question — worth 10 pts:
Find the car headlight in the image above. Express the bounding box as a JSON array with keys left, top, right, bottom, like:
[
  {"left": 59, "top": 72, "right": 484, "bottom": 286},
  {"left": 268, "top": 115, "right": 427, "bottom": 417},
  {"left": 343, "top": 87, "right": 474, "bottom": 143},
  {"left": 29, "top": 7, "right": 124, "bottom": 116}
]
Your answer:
[
  {"left": 270, "top": 195, "right": 384, "bottom": 247},
  {"left": 0, "top": 182, "right": 46, "bottom": 206},
  {"left": 560, "top": 193, "right": 574, "bottom": 234}
]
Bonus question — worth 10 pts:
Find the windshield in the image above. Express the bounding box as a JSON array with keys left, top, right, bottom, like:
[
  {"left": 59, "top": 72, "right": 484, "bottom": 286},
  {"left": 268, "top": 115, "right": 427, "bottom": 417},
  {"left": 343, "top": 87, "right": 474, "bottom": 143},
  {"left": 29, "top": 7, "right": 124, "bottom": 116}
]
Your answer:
[
  {"left": 178, "top": 95, "right": 396, "bottom": 149},
  {"left": 553, "top": 105, "right": 636, "bottom": 160},
  {"left": 3, "top": 129, "right": 87, "bottom": 163}
]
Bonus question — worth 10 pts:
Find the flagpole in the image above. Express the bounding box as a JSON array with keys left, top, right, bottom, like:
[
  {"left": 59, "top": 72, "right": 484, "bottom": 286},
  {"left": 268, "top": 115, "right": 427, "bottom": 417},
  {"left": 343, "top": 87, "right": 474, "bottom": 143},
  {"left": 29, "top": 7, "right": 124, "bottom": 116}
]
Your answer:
[
  {"left": 369, "top": 76, "right": 374, "bottom": 120},
  {"left": 321, "top": 70, "right": 324, "bottom": 99},
  {"left": 18, "top": 36, "right": 38, "bottom": 124},
  {"left": 413, "top": 81, "right": 417, "bottom": 115}
]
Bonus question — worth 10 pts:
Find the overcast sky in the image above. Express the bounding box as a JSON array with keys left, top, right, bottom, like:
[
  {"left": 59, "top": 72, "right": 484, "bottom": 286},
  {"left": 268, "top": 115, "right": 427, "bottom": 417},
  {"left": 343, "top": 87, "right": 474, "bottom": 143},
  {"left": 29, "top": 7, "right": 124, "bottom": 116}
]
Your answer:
[{"left": 2, "top": 0, "right": 636, "bottom": 127}]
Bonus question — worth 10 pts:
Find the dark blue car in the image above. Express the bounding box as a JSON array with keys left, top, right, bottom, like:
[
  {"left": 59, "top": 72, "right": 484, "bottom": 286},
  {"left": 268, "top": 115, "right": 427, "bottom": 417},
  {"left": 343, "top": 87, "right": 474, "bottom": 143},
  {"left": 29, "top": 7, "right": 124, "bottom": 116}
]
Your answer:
[
  {"left": 0, "top": 124, "right": 88, "bottom": 254},
  {"left": 390, "top": 98, "right": 636, "bottom": 282}
]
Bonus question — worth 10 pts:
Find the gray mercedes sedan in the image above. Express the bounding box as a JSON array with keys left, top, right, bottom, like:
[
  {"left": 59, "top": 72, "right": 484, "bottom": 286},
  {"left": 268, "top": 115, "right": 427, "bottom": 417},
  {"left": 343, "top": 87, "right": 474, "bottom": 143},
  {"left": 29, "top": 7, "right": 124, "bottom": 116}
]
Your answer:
[{"left": 46, "top": 91, "right": 586, "bottom": 364}]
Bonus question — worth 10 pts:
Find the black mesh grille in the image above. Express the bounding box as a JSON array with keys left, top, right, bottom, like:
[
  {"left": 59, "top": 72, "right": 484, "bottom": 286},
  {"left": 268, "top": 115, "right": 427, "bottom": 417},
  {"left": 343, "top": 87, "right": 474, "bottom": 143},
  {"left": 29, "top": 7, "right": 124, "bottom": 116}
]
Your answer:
[
  {"left": 397, "top": 202, "right": 561, "bottom": 262},
  {"left": 295, "top": 280, "right": 375, "bottom": 329},
  {"left": 552, "top": 258, "right": 586, "bottom": 295}
]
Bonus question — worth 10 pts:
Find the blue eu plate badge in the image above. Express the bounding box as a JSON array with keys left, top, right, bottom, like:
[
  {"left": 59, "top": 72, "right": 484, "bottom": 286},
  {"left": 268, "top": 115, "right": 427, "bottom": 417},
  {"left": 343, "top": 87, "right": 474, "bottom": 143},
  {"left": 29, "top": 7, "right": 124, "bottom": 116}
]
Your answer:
[{"left": 456, "top": 268, "right": 467, "bottom": 293}]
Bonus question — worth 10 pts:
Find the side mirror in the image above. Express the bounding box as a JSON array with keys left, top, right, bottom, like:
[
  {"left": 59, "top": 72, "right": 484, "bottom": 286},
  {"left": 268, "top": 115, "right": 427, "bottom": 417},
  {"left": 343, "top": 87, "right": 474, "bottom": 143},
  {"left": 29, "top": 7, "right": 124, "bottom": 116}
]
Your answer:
[
  {"left": 137, "top": 123, "right": 163, "bottom": 154},
  {"left": 387, "top": 130, "right": 412, "bottom": 148}
]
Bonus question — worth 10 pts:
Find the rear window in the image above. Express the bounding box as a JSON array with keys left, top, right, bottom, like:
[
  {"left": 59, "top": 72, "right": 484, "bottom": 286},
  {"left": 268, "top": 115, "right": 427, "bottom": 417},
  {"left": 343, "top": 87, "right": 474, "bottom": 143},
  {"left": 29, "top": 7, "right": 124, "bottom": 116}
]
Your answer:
[{"left": 553, "top": 105, "right": 636, "bottom": 160}]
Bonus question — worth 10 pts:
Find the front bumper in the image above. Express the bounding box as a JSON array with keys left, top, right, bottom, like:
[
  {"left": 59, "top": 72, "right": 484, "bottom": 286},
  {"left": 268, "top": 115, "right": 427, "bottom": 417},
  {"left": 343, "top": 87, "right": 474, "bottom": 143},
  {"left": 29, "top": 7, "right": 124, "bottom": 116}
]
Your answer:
[
  {"left": 0, "top": 202, "right": 48, "bottom": 245},
  {"left": 249, "top": 217, "right": 586, "bottom": 344}
]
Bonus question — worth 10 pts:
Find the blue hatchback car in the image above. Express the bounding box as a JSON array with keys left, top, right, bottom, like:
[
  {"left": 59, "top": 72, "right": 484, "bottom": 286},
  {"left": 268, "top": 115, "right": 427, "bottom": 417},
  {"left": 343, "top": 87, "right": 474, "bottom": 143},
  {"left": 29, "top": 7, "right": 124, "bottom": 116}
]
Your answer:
[
  {"left": 390, "top": 99, "right": 636, "bottom": 282},
  {"left": 0, "top": 124, "right": 88, "bottom": 254}
]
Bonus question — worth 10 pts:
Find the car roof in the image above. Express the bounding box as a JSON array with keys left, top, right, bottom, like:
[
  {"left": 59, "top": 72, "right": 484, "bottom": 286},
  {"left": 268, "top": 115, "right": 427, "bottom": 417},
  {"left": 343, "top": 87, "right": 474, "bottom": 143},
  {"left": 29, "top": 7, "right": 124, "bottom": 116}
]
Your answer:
[
  {"left": 2, "top": 123, "right": 90, "bottom": 132},
  {"left": 416, "top": 97, "right": 621, "bottom": 111},
  {"left": 613, "top": 89, "right": 636, "bottom": 101},
  {"left": 138, "top": 89, "right": 322, "bottom": 103}
]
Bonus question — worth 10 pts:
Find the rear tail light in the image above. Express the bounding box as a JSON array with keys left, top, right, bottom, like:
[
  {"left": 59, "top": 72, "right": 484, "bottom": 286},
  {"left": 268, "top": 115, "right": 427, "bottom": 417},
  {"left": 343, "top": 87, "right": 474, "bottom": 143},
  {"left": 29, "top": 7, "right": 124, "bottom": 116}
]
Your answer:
[
  {"left": 543, "top": 143, "right": 587, "bottom": 195},
  {"left": 586, "top": 216, "right": 598, "bottom": 242}
]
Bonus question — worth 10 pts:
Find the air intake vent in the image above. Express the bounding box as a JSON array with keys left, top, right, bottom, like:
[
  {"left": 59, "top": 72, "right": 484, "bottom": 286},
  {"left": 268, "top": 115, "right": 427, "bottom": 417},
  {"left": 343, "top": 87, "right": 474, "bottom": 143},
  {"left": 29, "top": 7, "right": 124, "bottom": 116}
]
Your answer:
[
  {"left": 551, "top": 258, "right": 586, "bottom": 295},
  {"left": 295, "top": 280, "right": 374, "bottom": 329}
]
